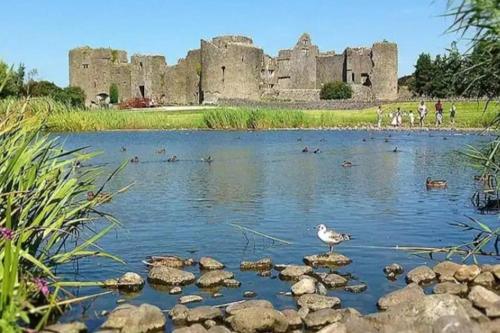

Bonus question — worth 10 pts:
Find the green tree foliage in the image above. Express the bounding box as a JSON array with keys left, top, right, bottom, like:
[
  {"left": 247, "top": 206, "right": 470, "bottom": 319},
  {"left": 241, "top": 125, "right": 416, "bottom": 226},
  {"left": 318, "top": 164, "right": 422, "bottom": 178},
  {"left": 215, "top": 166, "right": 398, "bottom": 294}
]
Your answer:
[
  {"left": 109, "top": 83, "right": 119, "bottom": 104},
  {"left": 25, "top": 80, "right": 86, "bottom": 107},
  {"left": 0, "top": 61, "right": 24, "bottom": 98},
  {"left": 413, "top": 53, "right": 434, "bottom": 96},
  {"left": 320, "top": 81, "right": 353, "bottom": 100}
]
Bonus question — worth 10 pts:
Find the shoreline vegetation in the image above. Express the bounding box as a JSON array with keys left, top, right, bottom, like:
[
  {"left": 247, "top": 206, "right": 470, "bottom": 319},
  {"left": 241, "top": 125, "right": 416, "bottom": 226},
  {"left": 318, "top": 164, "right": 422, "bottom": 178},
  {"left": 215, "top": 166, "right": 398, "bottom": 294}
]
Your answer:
[{"left": 0, "top": 97, "right": 497, "bottom": 132}]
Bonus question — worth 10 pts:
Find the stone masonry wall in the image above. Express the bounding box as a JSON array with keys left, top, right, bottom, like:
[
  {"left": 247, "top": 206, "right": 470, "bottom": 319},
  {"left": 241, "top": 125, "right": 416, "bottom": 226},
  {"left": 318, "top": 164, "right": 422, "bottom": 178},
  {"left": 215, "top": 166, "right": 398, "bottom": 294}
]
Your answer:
[{"left": 370, "top": 42, "right": 398, "bottom": 100}]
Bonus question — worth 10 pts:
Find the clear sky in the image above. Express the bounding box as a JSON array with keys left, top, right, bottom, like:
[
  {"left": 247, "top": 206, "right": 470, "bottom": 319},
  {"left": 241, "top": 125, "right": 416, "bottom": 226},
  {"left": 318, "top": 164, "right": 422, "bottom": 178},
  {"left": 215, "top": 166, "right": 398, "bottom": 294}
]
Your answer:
[{"left": 0, "top": 0, "right": 463, "bottom": 87}]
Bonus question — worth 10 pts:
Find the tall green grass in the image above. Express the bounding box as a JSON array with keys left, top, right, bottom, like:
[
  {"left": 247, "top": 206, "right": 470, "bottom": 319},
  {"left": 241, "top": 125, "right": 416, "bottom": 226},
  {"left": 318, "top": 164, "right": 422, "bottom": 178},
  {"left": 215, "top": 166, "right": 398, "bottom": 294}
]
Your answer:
[{"left": 203, "top": 108, "right": 306, "bottom": 129}]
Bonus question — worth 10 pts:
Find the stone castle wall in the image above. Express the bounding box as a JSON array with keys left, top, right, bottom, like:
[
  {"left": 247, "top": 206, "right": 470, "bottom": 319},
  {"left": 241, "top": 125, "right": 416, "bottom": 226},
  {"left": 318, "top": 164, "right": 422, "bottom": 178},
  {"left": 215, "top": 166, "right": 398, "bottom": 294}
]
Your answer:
[{"left": 69, "top": 34, "right": 399, "bottom": 106}]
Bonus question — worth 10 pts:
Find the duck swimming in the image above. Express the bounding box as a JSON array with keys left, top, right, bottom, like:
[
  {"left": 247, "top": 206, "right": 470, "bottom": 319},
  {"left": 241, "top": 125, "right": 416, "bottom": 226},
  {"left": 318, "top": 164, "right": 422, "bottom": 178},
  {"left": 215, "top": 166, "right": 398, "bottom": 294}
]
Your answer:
[
  {"left": 156, "top": 148, "right": 166, "bottom": 154},
  {"left": 167, "top": 155, "right": 178, "bottom": 163},
  {"left": 130, "top": 156, "right": 139, "bottom": 163},
  {"left": 120, "top": 147, "right": 127, "bottom": 152},
  {"left": 341, "top": 161, "right": 353, "bottom": 167},
  {"left": 302, "top": 147, "right": 309, "bottom": 153},
  {"left": 316, "top": 224, "right": 351, "bottom": 253},
  {"left": 393, "top": 147, "right": 398, "bottom": 153},
  {"left": 426, "top": 177, "right": 447, "bottom": 189},
  {"left": 202, "top": 156, "right": 213, "bottom": 163},
  {"left": 313, "top": 148, "right": 321, "bottom": 154}
]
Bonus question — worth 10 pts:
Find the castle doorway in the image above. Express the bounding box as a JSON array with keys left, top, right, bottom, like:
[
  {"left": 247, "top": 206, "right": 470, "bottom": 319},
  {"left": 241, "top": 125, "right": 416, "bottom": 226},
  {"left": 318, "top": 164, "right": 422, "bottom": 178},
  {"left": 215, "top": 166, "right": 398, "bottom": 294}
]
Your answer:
[{"left": 139, "top": 85, "right": 145, "bottom": 98}]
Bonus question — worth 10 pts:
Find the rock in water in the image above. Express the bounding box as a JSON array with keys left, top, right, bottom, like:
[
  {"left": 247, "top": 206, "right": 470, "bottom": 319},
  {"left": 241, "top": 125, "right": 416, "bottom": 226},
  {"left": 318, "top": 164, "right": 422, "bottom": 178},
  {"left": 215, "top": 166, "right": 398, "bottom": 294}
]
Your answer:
[
  {"left": 278, "top": 265, "right": 313, "bottom": 280},
  {"left": 199, "top": 257, "right": 225, "bottom": 270},
  {"left": 291, "top": 278, "right": 316, "bottom": 296},
  {"left": 116, "top": 272, "right": 145, "bottom": 292},
  {"left": 468, "top": 285, "right": 500, "bottom": 318},
  {"left": 304, "top": 308, "right": 360, "bottom": 329},
  {"left": 146, "top": 255, "right": 194, "bottom": 268},
  {"left": 173, "top": 324, "right": 208, "bottom": 333},
  {"left": 297, "top": 294, "right": 341, "bottom": 311},
  {"left": 223, "top": 278, "right": 241, "bottom": 288},
  {"left": 406, "top": 265, "right": 436, "bottom": 284},
  {"left": 169, "top": 286, "right": 182, "bottom": 294},
  {"left": 197, "top": 270, "right": 234, "bottom": 288},
  {"left": 473, "top": 271, "right": 495, "bottom": 289},
  {"left": 377, "top": 283, "right": 425, "bottom": 310},
  {"left": 186, "top": 306, "right": 223, "bottom": 323},
  {"left": 281, "top": 309, "right": 302, "bottom": 329},
  {"left": 322, "top": 274, "right": 348, "bottom": 288},
  {"left": 240, "top": 258, "right": 273, "bottom": 271},
  {"left": 454, "top": 264, "right": 481, "bottom": 282},
  {"left": 227, "top": 307, "right": 288, "bottom": 333},
  {"left": 179, "top": 295, "right": 204, "bottom": 304},
  {"left": 303, "top": 253, "right": 352, "bottom": 267},
  {"left": 433, "top": 282, "right": 468, "bottom": 296},
  {"left": 170, "top": 304, "right": 189, "bottom": 324},
  {"left": 344, "top": 284, "right": 367, "bottom": 293},
  {"left": 383, "top": 263, "right": 404, "bottom": 275},
  {"left": 148, "top": 266, "right": 195, "bottom": 286},
  {"left": 100, "top": 303, "right": 166, "bottom": 333},
  {"left": 41, "top": 322, "right": 87, "bottom": 333},
  {"left": 433, "top": 261, "right": 461, "bottom": 282},
  {"left": 225, "top": 300, "right": 274, "bottom": 316}
]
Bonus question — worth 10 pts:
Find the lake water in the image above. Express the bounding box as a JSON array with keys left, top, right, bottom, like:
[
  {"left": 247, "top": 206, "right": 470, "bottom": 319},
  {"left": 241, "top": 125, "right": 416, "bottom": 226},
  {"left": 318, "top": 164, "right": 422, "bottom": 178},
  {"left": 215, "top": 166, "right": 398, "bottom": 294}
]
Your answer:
[{"left": 56, "top": 130, "right": 497, "bottom": 331}]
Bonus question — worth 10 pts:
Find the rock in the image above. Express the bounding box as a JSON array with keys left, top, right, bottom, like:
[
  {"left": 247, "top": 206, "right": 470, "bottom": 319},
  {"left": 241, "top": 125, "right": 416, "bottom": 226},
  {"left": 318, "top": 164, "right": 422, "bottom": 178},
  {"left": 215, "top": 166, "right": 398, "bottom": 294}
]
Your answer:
[
  {"left": 344, "top": 284, "right": 367, "bottom": 293},
  {"left": 180, "top": 295, "right": 204, "bottom": 304},
  {"left": 41, "top": 322, "right": 87, "bottom": 333},
  {"left": 473, "top": 271, "right": 495, "bottom": 289},
  {"left": 104, "top": 272, "right": 144, "bottom": 292},
  {"left": 197, "top": 270, "right": 234, "bottom": 288},
  {"left": 303, "top": 253, "right": 352, "bottom": 267},
  {"left": 278, "top": 265, "right": 313, "bottom": 280},
  {"left": 377, "top": 283, "right": 425, "bottom": 310},
  {"left": 240, "top": 258, "right": 273, "bottom": 270},
  {"left": 257, "top": 270, "right": 272, "bottom": 277},
  {"left": 170, "top": 286, "right": 182, "bottom": 294},
  {"left": 433, "top": 282, "right": 468, "bottom": 296},
  {"left": 291, "top": 278, "right": 316, "bottom": 296},
  {"left": 101, "top": 303, "right": 166, "bottom": 333},
  {"left": 316, "top": 323, "right": 347, "bottom": 333},
  {"left": 207, "top": 326, "right": 231, "bottom": 333},
  {"left": 297, "top": 294, "right": 341, "bottom": 311},
  {"left": 227, "top": 307, "right": 288, "bottom": 333},
  {"left": 316, "top": 282, "right": 328, "bottom": 295},
  {"left": 212, "top": 293, "right": 223, "bottom": 298},
  {"left": 281, "top": 309, "right": 302, "bottom": 329},
  {"left": 273, "top": 264, "right": 288, "bottom": 271},
  {"left": 204, "top": 320, "right": 216, "bottom": 329},
  {"left": 433, "top": 261, "right": 461, "bottom": 282},
  {"left": 148, "top": 266, "right": 195, "bottom": 286},
  {"left": 455, "top": 264, "right": 481, "bottom": 282},
  {"left": 297, "top": 307, "right": 309, "bottom": 320},
  {"left": 304, "top": 308, "right": 360, "bottom": 329},
  {"left": 199, "top": 257, "right": 225, "bottom": 270},
  {"left": 170, "top": 304, "right": 189, "bottom": 324},
  {"left": 432, "top": 315, "right": 484, "bottom": 333},
  {"left": 468, "top": 285, "right": 500, "bottom": 317},
  {"left": 383, "top": 263, "right": 404, "bottom": 275},
  {"left": 225, "top": 300, "right": 274, "bottom": 316},
  {"left": 116, "top": 299, "right": 126, "bottom": 304},
  {"left": 147, "top": 255, "right": 194, "bottom": 268},
  {"left": 299, "top": 275, "right": 317, "bottom": 282},
  {"left": 173, "top": 324, "right": 208, "bottom": 333},
  {"left": 406, "top": 265, "right": 436, "bottom": 284},
  {"left": 370, "top": 294, "right": 488, "bottom": 329},
  {"left": 480, "top": 319, "right": 500, "bottom": 333},
  {"left": 223, "top": 278, "right": 241, "bottom": 288},
  {"left": 244, "top": 291, "right": 257, "bottom": 298},
  {"left": 491, "top": 264, "right": 500, "bottom": 280},
  {"left": 322, "top": 274, "right": 348, "bottom": 288},
  {"left": 187, "top": 306, "right": 223, "bottom": 323}
]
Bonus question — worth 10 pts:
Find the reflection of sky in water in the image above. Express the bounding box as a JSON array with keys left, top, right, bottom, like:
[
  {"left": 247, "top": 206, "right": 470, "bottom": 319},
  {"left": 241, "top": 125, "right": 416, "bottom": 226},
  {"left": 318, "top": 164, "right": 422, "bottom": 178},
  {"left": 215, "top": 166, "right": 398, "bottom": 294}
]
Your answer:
[{"left": 54, "top": 130, "right": 497, "bottom": 331}]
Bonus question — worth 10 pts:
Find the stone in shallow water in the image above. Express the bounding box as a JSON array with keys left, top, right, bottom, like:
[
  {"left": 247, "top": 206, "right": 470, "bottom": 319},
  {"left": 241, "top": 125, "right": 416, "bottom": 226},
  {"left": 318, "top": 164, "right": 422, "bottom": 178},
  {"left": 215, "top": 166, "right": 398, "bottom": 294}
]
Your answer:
[
  {"left": 454, "top": 264, "right": 481, "bottom": 282},
  {"left": 291, "top": 278, "right": 316, "bottom": 296},
  {"left": 170, "top": 304, "right": 189, "bottom": 324},
  {"left": 257, "top": 270, "right": 272, "bottom": 277},
  {"left": 304, "top": 308, "right": 360, "bottom": 329},
  {"left": 100, "top": 303, "right": 166, "bottom": 333},
  {"left": 433, "top": 282, "right": 468, "bottom": 296},
  {"left": 473, "top": 271, "right": 495, "bottom": 289},
  {"left": 297, "top": 294, "right": 341, "bottom": 311},
  {"left": 303, "top": 253, "right": 352, "bottom": 267},
  {"left": 240, "top": 258, "right": 273, "bottom": 270},
  {"left": 169, "top": 286, "right": 182, "bottom": 294},
  {"left": 468, "top": 285, "right": 500, "bottom": 318},
  {"left": 180, "top": 295, "right": 204, "bottom": 304},
  {"left": 377, "top": 283, "right": 425, "bottom": 310},
  {"left": 173, "top": 324, "right": 208, "bottom": 333},
  {"left": 278, "top": 265, "right": 313, "bottom": 280},
  {"left": 406, "top": 265, "right": 436, "bottom": 284},
  {"left": 344, "top": 284, "right": 367, "bottom": 293},
  {"left": 383, "top": 263, "right": 404, "bottom": 275},
  {"left": 281, "top": 309, "right": 302, "bottom": 329},
  {"left": 146, "top": 255, "right": 194, "bottom": 268},
  {"left": 147, "top": 266, "right": 195, "bottom": 286},
  {"left": 243, "top": 291, "right": 257, "bottom": 298},
  {"left": 186, "top": 306, "right": 223, "bottom": 324},
  {"left": 199, "top": 257, "right": 225, "bottom": 270},
  {"left": 225, "top": 299, "right": 273, "bottom": 316},
  {"left": 322, "top": 273, "right": 348, "bottom": 288},
  {"left": 226, "top": 307, "right": 288, "bottom": 333},
  {"left": 433, "top": 261, "right": 461, "bottom": 282},
  {"left": 223, "top": 278, "right": 241, "bottom": 288},
  {"left": 41, "top": 322, "right": 87, "bottom": 333},
  {"left": 197, "top": 270, "right": 234, "bottom": 288},
  {"left": 207, "top": 326, "right": 231, "bottom": 333},
  {"left": 114, "top": 272, "right": 145, "bottom": 292}
]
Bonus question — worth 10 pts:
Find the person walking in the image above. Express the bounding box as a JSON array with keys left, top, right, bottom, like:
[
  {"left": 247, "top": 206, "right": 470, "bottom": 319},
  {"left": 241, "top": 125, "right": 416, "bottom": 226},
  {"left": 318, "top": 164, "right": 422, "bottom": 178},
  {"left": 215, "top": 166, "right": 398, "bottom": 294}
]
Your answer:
[
  {"left": 418, "top": 101, "right": 427, "bottom": 127},
  {"left": 376, "top": 106, "right": 383, "bottom": 128},
  {"left": 409, "top": 110, "right": 415, "bottom": 128},
  {"left": 435, "top": 100, "right": 443, "bottom": 126},
  {"left": 396, "top": 107, "right": 402, "bottom": 127},
  {"left": 450, "top": 103, "right": 456, "bottom": 126}
]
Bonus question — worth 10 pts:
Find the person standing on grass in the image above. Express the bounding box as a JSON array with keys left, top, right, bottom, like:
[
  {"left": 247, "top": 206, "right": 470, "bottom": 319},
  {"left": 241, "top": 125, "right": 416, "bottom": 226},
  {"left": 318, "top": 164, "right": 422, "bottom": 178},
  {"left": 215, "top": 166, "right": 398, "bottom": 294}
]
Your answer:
[
  {"left": 409, "top": 110, "right": 415, "bottom": 128},
  {"left": 376, "top": 106, "right": 383, "bottom": 128},
  {"left": 418, "top": 101, "right": 427, "bottom": 127},
  {"left": 396, "top": 107, "right": 402, "bottom": 127},
  {"left": 450, "top": 102, "right": 456, "bottom": 126},
  {"left": 435, "top": 100, "right": 443, "bottom": 126}
]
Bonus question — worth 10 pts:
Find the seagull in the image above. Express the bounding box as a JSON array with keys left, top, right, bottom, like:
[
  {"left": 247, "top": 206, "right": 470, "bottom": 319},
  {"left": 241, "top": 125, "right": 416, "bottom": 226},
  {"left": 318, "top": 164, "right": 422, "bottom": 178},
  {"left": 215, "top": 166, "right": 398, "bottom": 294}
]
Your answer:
[{"left": 316, "top": 224, "right": 351, "bottom": 253}]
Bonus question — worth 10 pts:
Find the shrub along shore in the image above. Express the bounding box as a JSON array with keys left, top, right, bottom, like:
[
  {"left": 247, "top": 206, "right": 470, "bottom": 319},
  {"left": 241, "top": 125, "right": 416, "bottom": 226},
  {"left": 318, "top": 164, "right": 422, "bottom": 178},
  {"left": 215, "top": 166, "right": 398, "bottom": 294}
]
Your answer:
[{"left": 0, "top": 98, "right": 497, "bottom": 132}]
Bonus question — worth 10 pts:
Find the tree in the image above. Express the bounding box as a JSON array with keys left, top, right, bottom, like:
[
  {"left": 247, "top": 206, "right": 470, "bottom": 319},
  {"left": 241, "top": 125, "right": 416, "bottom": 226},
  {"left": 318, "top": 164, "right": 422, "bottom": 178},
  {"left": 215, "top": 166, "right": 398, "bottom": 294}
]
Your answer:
[
  {"left": 0, "top": 60, "right": 22, "bottom": 98},
  {"left": 413, "top": 53, "right": 434, "bottom": 96},
  {"left": 60, "top": 86, "right": 86, "bottom": 107},
  {"left": 320, "top": 81, "right": 353, "bottom": 100},
  {"left": 28, "top": 80, "right": 62, "bottom": 98},
  {"left": 109, "top": 83, "right": 119, "bottom": 104}
]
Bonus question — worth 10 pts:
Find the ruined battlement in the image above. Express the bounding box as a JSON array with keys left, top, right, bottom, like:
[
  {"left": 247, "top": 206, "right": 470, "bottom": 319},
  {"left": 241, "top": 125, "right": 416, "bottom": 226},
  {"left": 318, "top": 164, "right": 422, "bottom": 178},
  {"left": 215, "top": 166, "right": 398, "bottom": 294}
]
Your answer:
[{"left": 69, "top": 34, "right": 398, "bottom": 106}]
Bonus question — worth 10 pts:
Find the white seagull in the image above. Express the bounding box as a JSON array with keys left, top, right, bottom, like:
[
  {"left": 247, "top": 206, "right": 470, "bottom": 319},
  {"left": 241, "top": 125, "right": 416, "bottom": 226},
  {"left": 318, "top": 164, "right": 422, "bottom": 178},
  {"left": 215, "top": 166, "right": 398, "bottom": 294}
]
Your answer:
[{"left": 316, "top": 224, "right": 351, "bottom": 252}]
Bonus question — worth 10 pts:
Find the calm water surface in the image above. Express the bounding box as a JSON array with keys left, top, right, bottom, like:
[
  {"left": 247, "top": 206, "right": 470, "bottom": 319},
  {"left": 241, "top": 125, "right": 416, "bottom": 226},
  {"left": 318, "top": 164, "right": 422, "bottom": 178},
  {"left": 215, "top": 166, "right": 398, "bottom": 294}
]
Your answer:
[{"left": 56, "top": 130, "right": 497, "bottom": 331}]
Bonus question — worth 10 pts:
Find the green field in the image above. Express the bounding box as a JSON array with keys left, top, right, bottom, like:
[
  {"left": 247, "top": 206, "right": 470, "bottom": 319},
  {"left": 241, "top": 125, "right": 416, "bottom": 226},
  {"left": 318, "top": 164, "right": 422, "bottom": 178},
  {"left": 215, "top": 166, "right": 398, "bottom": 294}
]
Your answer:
[{"left": 1, "top": 98, "right": 497, "bottom": 132}]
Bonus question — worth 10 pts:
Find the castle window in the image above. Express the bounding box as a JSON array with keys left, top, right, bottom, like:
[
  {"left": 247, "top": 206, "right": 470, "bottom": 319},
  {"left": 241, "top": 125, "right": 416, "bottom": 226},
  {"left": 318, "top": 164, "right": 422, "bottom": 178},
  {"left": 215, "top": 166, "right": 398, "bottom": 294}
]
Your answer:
[
  {"left": 221, "top": 66, "right": 226, "bottom": 83},
  {"left": 82, "top": 64, "right": 89, "bottom": 69}
]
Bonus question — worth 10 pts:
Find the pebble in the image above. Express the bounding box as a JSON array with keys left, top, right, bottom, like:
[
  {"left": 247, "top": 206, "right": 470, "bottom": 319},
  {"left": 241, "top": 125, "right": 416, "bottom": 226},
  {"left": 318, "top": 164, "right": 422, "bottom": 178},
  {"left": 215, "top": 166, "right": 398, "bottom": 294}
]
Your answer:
[
  {"left": 179, "top": 295, "right": 203, "bottom": 304},
  {"left": 243, "top": 291, "right": 257, "bottom": 298}
]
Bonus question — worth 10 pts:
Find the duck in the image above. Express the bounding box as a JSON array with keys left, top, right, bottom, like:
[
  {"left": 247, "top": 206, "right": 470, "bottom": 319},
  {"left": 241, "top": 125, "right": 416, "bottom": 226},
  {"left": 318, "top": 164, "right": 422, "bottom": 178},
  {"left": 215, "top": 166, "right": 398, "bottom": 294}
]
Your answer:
[
  {"left": 302, "top": 147, "right": 309, "bottom": 153},
  {"left": 297, "top": 138, "right": 303, "bottom": 142},
  {"left": 167, "top": 155, "right": 178, "bottom": 163},
  {"left": 393, "top": 147, "right": 398, "bottom": 153},
  {"left": 316, "top": 224, "right": 351, "bottom": 253},
  {"left": 202, "top": 156, "right": 213, "bottom": 163},
  {"left": 362, "top": 138, "right": 367, "bottom": 142},
  {"left": 130, "top": 156, "right": 139, "bottom": 163},
  {"left": 156, "top": 148, "right": 166, "bottom": 154},
  {"left": 384, "top": 138, "right": 389, "bottom": 143},
  {"left": 341, "top": 161, "right": 353, "bottom": 167},
  {"left": 75, "top": 160, "right": 82, "bottom": 168},
  {"left": 120, "top": 147, "right": 127, "bottom": 152},
  {"left": 87, "top": 191, "right": 112, "bottom": 203},
  {"left": 426, "top": 177, "right": 447, "bottom": 189},
  {"left": 313, "top": 148, "right": 321, "bottom": 154}
]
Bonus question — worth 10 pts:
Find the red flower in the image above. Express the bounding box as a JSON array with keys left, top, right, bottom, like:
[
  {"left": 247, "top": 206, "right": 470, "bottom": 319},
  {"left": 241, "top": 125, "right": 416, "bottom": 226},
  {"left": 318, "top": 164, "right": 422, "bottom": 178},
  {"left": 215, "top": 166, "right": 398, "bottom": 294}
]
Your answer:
[
  {"left": 0, "top": 227, "right": 14, "bottom": 240},
  {"left": 33, "top": 278, "right": 49, "bottom": 297}
]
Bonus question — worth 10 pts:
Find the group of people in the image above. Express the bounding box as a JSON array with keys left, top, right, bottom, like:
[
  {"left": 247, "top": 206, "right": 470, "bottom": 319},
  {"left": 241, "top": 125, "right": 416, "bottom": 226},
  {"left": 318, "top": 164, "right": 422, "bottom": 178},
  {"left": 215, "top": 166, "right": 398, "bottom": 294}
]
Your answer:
[{"left": 376, "top": 101, "right": 457, "bottom": 128}]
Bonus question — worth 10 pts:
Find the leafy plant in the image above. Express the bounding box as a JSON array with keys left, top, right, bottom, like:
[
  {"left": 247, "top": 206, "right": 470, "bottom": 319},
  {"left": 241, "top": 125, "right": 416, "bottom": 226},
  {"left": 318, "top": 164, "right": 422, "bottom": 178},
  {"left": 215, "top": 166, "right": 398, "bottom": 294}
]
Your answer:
[
  {"left": 320, "top": 81, "right": 352, "bottom": 100},
  {"left": 109, "top": 83, "right": 119, "bottom": 104}
]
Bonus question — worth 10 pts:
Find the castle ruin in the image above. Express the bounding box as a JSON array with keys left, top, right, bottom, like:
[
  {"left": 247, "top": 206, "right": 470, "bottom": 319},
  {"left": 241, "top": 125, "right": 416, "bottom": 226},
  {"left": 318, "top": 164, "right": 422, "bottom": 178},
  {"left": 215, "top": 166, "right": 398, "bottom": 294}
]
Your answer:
[{"left": 69, "top": 33, "right": 398, "bottom": 106}]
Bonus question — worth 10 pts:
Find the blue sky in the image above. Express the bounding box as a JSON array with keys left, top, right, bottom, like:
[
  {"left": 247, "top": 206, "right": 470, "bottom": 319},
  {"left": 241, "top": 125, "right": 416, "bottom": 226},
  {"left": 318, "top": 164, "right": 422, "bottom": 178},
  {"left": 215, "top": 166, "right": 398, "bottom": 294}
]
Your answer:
[{"left": 0, "top": 0, "right": 463, "bottom": 86}]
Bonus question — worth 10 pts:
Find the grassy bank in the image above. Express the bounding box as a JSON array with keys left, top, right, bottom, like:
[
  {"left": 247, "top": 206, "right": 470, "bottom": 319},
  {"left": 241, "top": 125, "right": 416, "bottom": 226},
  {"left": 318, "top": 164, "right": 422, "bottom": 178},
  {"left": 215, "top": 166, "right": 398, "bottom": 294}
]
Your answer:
[{"left": 0, "top": 98, "right": 497, "bottom": 131}]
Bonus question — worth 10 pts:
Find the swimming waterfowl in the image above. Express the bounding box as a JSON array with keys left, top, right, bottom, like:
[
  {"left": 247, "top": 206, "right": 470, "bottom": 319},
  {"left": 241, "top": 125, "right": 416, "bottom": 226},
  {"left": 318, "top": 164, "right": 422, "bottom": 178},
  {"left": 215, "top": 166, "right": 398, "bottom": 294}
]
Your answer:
[
  {"left": 87, "top": 191, "right": 112, "bottom": 203},
  {"left": 393, "top": 147, "right": 398, "bottom": 153},
  {"left": 313, "top": 148, "right": 321, "bottom": 154},
  {"left": 75, "top": 160, "right": 82, "bottom": 168},
  {"left": 302, "top": 147, "right": 309, "bottom": 153},
  {"left": 426, "top": 177, "right": 447, "bottom": 189},
  {"left": 130, "top": 156, "right": 139, "bottom": 163},
  {"left": 297, "top": 138, "right": 302, "bottom": 142},
  {"left": 384, "top": 138, "right": 389, "bottom": 142},
  {"left": 167, "top": 155, "right": 177, "bottom": 162},
  {"left": 156, "top": 148, "right": 166, "bottom": 154},
  {"left": 316, "top": 224, "right": 351, "bottom": 253},
  {"left": 202, "top": 156, "right": 213, "bottom": 163},
  {"left": 341, "top": 161, "right": 353, "bottom": 167},
  {"left": 120, "top": 147, "right": 127, "bottom": 152},
  {"left": 362, "top": 138, "right": 367, "bottom": 142}
]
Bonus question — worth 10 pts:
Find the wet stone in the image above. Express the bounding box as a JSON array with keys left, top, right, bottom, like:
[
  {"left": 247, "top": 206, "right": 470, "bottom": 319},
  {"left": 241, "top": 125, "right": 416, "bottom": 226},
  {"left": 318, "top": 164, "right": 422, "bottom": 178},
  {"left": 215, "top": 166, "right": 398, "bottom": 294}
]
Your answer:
[
  {"left": 455, "top": 264, "right": 481, "bottom": 282},
  {"left": 148, "top": 266, "right": 196, "bottom": 286},
  {"left": 225, "top": 299, "right": 274, "bottom": 316},
  {"left": 377, "top": 283, "right": 425, "bottom": 310},
  {"left": 197, "top": 270, "right": 234, "bottom": 288},
  {"left": 243, "top": 291, "right": 257, "bottom": 298},
  {"left": 433, "top": 261, "right": 461, "bottom": 282},
  {"left": 433, "top": 282, "right": 468, "bottom": 296},
  {"left": 257, "top": 270, "right": 272, "bottom": 277},
  {"left": 316, "top": 282, "right": 328, "bottom": 295},
  {"left": 304, "top": 308, "right": 360, "bottom": 329},
  {"left": 406, "top": 265, "right": 436, "bottom": 284},
  {"left": 383, "top": 263, "right": 404, "bottom": 276},
  {"left": 322, "top": 273, "right": 348, "bottom": 288},
  {"left": 279, "top": 265, "right": 313, "bottom": 280},
  {"left": 281, "top": 309, "right": 303, "bottom": 329},
  {"left": 226, "top": 307, "right": 288, "bottom": 333},
  {"left": 146, "top": 255, "right": 194, "bottom": 268},
  {"left": 199, "top": 257, "right": 225, "bottom": 270},
  {"left": 473, "top": 271, "right": 495, "bottom": 289},
  {"left": 170, "top": 286, "right": 182, "bottom": 294},
  {"left": 170, "top": 304, "right": 189, "bottom": 324},
  {"left": 303, "top": 253, "right": 352, "bottom": 267},
  {"left": 291, "top": 278, "right": 316, "bottom": 296},
  {"left": 240, "top": 258, "right": 273, "bottom": 271},
  {"left": 179, "top": 295, "right": 204, "bottom": 304},
  {"left": 344, "top": 283, "right": 367, "bottom": 293},
  {"left": 222, "top": 278, "right": 241, "bottom": 288},
  {"left": 297, "top": 294, "right": 341, "bottom": 311},
  {"left": 100, "top": 303, "right": 166, "bottom": 333},
  {"left": 274, "top": 264, "right": 289, "bottom": 271},
  {"left": 186, "top": 306, "right": 222, "bottom": 324}
]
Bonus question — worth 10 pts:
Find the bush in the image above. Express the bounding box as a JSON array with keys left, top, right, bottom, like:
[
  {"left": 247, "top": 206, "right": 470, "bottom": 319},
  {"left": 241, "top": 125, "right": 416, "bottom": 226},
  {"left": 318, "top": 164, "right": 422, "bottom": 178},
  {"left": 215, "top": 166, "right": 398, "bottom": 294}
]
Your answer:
[
  {"left": 320, "top": 81, "right": 353, "bottom": 100},
  {"left": 24, "top": 81, "right": 86, "bottom": 107},
  {"left": 109, "top": 83, "right": 119, "bottom": 104}
]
